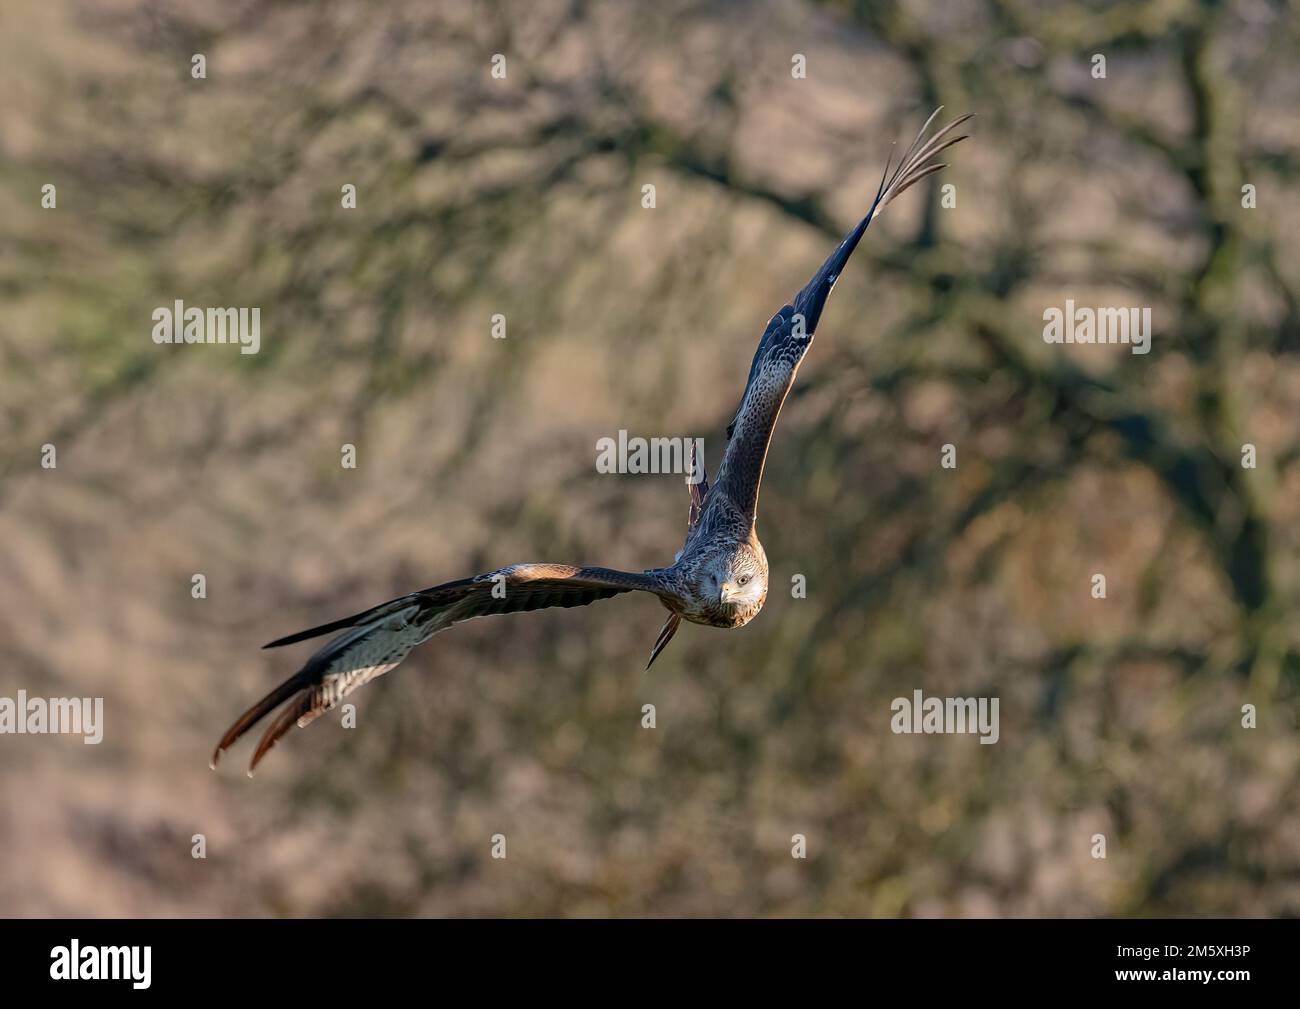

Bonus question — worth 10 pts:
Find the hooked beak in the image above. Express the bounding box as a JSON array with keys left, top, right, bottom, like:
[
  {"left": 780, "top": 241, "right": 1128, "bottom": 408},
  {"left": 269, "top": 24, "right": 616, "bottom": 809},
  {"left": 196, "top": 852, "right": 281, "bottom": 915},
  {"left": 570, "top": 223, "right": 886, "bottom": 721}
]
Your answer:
[{"left": 720, "top": 581, "right": 738, "bottom": 603}]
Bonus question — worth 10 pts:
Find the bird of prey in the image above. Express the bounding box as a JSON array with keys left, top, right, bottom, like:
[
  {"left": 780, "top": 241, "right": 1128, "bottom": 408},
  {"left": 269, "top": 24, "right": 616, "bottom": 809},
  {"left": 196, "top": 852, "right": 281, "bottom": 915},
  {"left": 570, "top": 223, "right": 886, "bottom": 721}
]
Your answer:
[{"left": 212, "top": 108, "right": 972, "bottom": 775}]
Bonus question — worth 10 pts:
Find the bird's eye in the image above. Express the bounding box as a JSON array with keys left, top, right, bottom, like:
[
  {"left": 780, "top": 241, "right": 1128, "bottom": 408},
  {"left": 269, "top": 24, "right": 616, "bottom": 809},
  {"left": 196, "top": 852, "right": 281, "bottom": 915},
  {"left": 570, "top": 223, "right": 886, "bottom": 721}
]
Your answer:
[{"left": 738, "top": 575, "right": 750, "bottom": 585}]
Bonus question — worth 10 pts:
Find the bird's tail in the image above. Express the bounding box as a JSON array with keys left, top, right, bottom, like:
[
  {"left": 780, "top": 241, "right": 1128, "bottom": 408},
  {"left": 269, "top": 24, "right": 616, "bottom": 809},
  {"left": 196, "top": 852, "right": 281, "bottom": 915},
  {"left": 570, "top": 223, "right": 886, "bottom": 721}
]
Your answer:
[{"left": 646, "top": 610, "right": 681, "bottom": 670}]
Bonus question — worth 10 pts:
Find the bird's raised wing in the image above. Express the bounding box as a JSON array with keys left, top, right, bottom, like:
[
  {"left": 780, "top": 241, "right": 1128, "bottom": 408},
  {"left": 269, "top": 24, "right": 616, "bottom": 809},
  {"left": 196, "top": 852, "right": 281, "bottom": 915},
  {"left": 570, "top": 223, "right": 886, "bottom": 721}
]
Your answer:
[
  {"left": 212, "top": 563, "right": 675, "bottom": 775},
  {"left": 711, "top": 108, "right": 972, "bottom": 523}
]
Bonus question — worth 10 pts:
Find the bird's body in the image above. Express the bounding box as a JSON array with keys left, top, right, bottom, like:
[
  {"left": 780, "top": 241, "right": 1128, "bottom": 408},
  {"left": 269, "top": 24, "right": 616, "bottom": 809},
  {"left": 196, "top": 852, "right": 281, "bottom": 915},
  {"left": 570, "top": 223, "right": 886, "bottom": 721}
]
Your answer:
[
  {"left": 667, "top": 495, "right": 768, "bottom": 629},
  {"left": 212, "top": 108, "right": 971, "bottom": 774}
]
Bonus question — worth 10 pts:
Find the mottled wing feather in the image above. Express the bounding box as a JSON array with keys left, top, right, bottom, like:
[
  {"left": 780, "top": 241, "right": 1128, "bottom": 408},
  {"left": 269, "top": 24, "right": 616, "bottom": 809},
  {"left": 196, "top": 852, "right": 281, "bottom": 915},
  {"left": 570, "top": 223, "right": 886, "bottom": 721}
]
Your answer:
[
  {"left": 687, "top": 439, "right": 709, "bottom": 533},
  {"left": 711, "top": 108, "right": 971, "bottom": 523},
  {"left": 214, "top": 564, "right": 675, "bottom": 774},
  {"left": 711, "top": 306, "right": 810, "bottom": 523}
]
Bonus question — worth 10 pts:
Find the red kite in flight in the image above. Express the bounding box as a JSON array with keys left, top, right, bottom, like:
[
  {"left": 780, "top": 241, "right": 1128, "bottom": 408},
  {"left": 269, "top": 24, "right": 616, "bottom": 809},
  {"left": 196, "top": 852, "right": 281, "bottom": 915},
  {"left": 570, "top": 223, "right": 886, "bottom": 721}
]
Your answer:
[{"left": 212, "top": 108, "right": 972, "bottom": 775}]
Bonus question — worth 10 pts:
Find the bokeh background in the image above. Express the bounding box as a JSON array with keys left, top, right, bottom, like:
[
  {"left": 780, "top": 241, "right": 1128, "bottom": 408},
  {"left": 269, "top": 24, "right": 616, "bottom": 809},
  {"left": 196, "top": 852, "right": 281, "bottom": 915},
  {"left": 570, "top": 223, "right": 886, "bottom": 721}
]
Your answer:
[{"left": 2, "top": 0, "right": 1298, "bottom": 917}]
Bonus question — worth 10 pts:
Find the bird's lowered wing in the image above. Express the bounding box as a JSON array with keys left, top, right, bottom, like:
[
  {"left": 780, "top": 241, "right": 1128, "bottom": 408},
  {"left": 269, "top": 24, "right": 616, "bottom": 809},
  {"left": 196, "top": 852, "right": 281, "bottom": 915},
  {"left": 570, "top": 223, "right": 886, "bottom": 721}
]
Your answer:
[
  {"left": 712, "top": 108, "right": 972, "bottom": 522},
  {"left": 212, "top": 563, "right": 674, "bottom": 775}
]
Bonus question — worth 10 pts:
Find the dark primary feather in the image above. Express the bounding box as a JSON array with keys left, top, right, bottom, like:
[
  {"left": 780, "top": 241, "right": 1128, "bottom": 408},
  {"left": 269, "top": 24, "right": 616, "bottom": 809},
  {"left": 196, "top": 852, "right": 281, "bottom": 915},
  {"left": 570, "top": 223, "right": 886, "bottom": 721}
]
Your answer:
[
  {"left": 712, "top": 108, "right": 971, "bottom": 523},
  {"left": 213, "top": 564, "right": 675, "bottom": 774},
  {"left": 261, "top": 593, "right": 440, "bottom": 649}
]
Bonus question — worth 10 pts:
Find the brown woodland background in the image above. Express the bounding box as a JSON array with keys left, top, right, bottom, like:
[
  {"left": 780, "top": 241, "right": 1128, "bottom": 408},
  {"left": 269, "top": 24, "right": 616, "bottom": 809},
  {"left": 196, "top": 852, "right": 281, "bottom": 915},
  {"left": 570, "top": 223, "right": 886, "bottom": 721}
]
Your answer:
[{"left": 1, "top": 0, "right": 1298, "bottom": 916}]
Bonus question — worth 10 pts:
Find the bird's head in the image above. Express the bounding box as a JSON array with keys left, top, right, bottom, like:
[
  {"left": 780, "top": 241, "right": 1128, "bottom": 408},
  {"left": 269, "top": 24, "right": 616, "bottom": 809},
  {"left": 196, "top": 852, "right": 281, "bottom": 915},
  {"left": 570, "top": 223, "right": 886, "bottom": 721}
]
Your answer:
[{"left": 701, "top": 543, "right": 767, "bottom": 613}]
